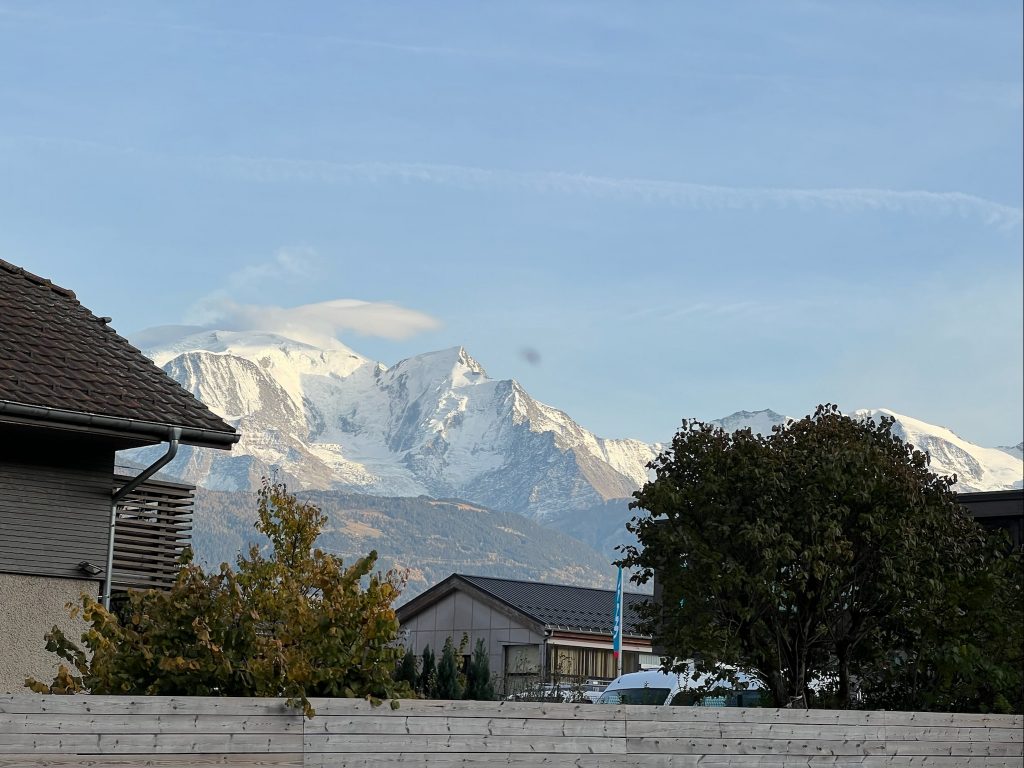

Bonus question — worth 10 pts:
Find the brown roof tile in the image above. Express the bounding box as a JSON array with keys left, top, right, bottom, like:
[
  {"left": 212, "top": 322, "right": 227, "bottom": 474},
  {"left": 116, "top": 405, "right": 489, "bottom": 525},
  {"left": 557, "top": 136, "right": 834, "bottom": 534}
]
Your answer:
[{"left": 0, "top": 260, "right": 237, "bottom": 448}]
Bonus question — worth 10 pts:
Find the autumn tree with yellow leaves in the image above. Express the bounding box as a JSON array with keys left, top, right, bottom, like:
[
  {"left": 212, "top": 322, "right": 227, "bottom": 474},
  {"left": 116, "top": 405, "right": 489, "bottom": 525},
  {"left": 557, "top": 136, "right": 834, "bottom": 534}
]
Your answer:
[{"left": 28, "top": 481, "right": 412, "bottom": 716}]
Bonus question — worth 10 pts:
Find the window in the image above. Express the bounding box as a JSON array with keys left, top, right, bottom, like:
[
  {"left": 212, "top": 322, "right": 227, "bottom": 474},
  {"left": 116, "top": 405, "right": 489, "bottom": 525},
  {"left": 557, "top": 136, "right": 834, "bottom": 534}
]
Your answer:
[
  {"left": 548, "top": 645, "right": 640, "bottom": 679},
  {"left": 597, "top": 687, "right": 670, "bottom": 705},
  {"left": 504, "top": 644, "right": 540, "bottom": 674}
]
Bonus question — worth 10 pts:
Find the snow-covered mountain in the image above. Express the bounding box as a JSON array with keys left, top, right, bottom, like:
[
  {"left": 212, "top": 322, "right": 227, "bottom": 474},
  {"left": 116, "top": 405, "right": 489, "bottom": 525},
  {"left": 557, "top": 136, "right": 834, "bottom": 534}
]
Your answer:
[
  {"left": 132, "top": 331, "right": 1021, "bottom": 532},
  {"left": 710, "top": 409, "right": 789, "bottom": 436},
  {"left": 134, "top": 329, "right": 658, "bottom": 521},
  {"left": 998, "top": 442, "right": 1024, "bottom": 461},
  {"left": 853, "top": 408, "right": 1022, "bottom": 492},
  {"left": 709, "top": 408, "right": 1022, "bottom": 492}
]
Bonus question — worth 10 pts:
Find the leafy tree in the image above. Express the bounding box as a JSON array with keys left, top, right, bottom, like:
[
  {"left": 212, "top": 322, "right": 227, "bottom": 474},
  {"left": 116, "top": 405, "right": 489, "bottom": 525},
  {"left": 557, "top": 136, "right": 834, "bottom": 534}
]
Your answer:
[
  {"left": 464, "top": 638, "right": 495, "bottom": 701},
  {"left": 396, "top": 647, "right": 419, "bottom": 692},
  {"left": 26, "top": 481, "right": 412, "bottom": 716},
  {"left": 419, "top": 645, "right": 436, "bottom": 697},
  {"left": 619, "top": 405, "right": 1021, "bottom": 711},
  {"left": 858, "top": 529, "right": 1022, "bottom": 713},
  {"left": 435, "top": 636, "right": 464, "bottom": 699}
]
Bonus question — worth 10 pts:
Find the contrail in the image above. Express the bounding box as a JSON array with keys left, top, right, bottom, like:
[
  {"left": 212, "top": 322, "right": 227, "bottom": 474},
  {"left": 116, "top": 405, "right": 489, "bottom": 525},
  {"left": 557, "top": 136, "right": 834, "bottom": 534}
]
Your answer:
[{"left": 213, "top": 156, "right": 1024, "bottom": 228}]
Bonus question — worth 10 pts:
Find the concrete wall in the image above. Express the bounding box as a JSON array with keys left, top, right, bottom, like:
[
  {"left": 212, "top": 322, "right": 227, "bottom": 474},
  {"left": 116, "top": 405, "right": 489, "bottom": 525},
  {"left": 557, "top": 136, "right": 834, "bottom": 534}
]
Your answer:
[
  {"left": 0, "top": 572, "right": 96, "bottom": 694},
  {"left": 399, "top": 590, "right": 544, "bottom": 681}
]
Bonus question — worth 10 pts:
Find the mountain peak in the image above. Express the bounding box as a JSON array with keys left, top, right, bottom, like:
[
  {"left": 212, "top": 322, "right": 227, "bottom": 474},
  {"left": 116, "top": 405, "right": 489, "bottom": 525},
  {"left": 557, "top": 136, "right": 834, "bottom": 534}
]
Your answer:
[
  {"left": 711, "top": 409, "right": 790, "bottom": 435},
  {"left": 390, "top": 345, "right": 488, "bottom": 383},
  {"left": 138, "top": 326, "right": 363, "bottom": 367}
]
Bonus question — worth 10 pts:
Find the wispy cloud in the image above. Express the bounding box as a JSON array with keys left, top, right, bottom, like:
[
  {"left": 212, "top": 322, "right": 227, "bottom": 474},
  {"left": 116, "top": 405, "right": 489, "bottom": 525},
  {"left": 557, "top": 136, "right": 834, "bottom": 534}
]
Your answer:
[
  {"left": 220, "top": 247, "right": 316, "bottom": 296},
  {"left": 184, "top": 247, "right": 317, "bottom": 319},
  {"left": 211, "top": 156, "right": 1024, "bottom": 229},
  {"left": 4, "top": 134, "right": 1020, "bottom": 228},
  {"left": 622, "top": 299, "right": 784, "bottom": 326},
  {"left": 0, "top": 6, "right": 582, "bottom": 68}
]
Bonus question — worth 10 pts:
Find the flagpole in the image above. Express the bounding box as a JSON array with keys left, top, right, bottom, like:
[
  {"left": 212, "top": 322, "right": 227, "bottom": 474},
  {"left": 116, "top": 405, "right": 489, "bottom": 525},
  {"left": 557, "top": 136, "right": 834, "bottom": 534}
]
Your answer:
[{"left": 613, "top": 565, "right": 623, "bottom": 679}]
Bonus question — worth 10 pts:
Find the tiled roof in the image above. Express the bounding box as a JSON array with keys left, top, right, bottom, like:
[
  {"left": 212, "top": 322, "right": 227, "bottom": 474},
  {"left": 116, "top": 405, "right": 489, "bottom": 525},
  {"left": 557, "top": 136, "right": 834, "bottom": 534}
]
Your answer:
[
  {"left": 0, "top": 260, "right": 237, "bottom": 447},
  {"left": 459, "top": 574, "right": 650, "bottom": 636}
]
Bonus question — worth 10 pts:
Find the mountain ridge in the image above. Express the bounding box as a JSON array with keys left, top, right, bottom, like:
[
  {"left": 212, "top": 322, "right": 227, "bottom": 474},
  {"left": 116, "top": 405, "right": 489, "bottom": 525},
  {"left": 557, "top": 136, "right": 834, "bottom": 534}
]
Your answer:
[
  {"left": 132, "top": 328, "right": 659, "bottom": 521},
  {"left": 131, "top": 329, "right": 1022, "bottom": 516},
  {"left": 124, "top": 329, "right": 1021, "bottom": 589}
]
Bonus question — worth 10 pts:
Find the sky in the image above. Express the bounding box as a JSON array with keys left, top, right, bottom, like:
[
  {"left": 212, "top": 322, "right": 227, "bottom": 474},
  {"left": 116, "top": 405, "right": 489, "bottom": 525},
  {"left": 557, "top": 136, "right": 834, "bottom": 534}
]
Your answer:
[{"left": 1, "top": 1, "right": 1022, "bottom": 448}]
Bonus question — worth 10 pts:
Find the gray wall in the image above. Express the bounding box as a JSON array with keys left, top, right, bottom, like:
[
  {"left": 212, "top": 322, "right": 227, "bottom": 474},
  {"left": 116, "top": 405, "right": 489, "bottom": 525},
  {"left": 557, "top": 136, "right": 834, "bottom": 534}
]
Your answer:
[
  {"left": 0, "top": 428, "right": 115, "bottom": 582},
  {"left": 399, "top": 590, "right": 544, "bottom": 682},
  {"left": 0, "top": 572, "right": 96, "bottom": 693}
]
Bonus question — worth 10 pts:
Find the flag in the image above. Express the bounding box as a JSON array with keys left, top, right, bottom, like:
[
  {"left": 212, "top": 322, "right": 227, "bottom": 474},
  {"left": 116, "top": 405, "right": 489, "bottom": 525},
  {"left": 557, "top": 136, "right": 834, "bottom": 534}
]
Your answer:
[{"left": 612, "top": 565, "right": 623, "bottom": 660}]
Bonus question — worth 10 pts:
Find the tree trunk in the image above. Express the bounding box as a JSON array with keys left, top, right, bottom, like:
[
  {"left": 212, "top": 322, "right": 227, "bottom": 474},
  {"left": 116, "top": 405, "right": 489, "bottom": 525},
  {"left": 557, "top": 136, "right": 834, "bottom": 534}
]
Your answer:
[{"left": 837, "top": 643, "right": 851, "bottom": 708}]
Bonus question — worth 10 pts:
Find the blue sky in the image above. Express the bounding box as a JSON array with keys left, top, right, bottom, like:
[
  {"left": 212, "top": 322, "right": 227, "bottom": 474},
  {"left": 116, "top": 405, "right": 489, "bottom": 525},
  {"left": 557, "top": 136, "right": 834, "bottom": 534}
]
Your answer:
[{"left": 2, "top": 1, "right": 1021, "bottom": 447}]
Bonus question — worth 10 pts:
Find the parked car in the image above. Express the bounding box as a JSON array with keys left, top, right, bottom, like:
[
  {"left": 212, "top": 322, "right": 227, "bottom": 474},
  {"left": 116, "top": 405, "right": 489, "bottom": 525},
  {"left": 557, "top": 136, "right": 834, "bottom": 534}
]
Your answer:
[
  {"left": 579, "top": 680, "right": 608, "bottom": 703},
  {"left": 595, "top": 670, "right": 681, "bottom": 705},
  {"left": 596, "top": 665, "right": 761, "bottom": 706}
]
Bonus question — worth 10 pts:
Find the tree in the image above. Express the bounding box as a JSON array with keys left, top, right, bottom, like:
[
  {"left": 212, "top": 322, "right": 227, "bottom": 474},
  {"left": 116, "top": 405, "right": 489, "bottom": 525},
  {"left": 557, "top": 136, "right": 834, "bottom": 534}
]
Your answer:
[
  {"left": 435, "top": 636, "right": 464, "bottom": 699},
  {"left": 464, "top": 638, "right": 496, "bottom": 701},
  {"left": 419, "top": 645, "right": 436, "bottom": 697},
  {"left": 618, "top": 405, "right": 1021, "bottom": 711},
  {"left": 396, "top": 647, "right": 419, "bottom": 692},
  {"left": 857, "top": 528, "right": 1022, "bottom": 713},
  {"left": 27, "top": 481, "right": 413, "bottom": 716}
]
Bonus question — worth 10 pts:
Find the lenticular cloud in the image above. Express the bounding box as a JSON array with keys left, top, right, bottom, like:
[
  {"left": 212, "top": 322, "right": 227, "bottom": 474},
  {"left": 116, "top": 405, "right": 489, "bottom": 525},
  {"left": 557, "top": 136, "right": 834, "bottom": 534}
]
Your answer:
[{"left": 186, "top": 297, "right": 441, "bottom": 347}]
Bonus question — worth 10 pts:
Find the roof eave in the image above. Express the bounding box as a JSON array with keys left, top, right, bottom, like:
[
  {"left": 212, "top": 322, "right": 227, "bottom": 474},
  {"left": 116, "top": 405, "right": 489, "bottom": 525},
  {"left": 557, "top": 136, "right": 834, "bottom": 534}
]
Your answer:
[
  {"left": 0, "top": 400, "right": 239, "bottom": 449},
  {"left": 548, "top": 627, "right": 652, "bottom": 641}
]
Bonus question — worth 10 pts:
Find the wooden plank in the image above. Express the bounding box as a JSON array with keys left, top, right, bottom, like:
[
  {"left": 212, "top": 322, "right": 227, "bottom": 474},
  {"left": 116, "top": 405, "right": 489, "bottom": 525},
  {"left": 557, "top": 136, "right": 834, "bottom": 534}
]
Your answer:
[
  {"left": 632, "top": 707, "right": 889, "bottom": 726},
  {"left": 0, "top": 713, "right": 301, "bottom": 735},
  {"left": 883, "top": 725, "right": 1022, "bottom": 743},
  {"left": 303, "top": 733, "right": 626, "bottom": 754},
  {"left": 304, "top": 755, "right": 702, "bottom": 768},
  {"left": 884, "top": 741, "right": 1022, "bottom": 757},
  {"left": 306, "top": 699, "right": 627, "bottom": 720},
  {"left": 628, "top": 721, "right": 1024, "bottom": 743},
  {"left": 114, "top": 527, "right": 191, "bottom": 542},
  {"left": 0, "top": 755, "right": 302, "bottom": 767},
  {"left": 0, "top": 698, "right": 297, "bottom": 717},
  {"left": 626, "top": 736, "right": 1023, "bottom": 758},
  {"left": 886, "top": 711, "right": 1024, "bottom": 729},
  {"left": 302, "top": 754, "right": 1024, "bottom": 768},
  {"left": 307, "top": 715, "right": 625, "bottom": 737},
  {"left": 626, "top": 722, "right": 887, "bottom": 740},
  {"left": 625, "top": 736, "right": 888, "bottom": 756},
  {"left": 0, "top": 733, "right": 303, "bottom": 754}
]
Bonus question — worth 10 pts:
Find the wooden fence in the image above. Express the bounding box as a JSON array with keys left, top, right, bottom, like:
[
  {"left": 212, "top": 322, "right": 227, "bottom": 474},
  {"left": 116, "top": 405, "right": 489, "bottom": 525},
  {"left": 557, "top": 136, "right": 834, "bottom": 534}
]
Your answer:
[{"left": 0, "top": 695, "right": 1021, "bottom": 767}]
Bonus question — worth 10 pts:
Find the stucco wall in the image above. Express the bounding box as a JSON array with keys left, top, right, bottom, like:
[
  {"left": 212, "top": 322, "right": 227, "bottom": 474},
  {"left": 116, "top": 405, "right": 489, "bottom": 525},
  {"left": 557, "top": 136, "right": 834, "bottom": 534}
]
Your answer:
[{"left": 0, "top": 572, "right": 96, "bottom": 694}]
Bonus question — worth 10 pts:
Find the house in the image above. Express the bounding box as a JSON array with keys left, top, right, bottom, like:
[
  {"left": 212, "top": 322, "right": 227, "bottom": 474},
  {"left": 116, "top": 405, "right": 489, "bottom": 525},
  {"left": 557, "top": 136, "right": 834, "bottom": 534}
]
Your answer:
[
  {"left": 0, "top": 259, "right": 238, "bottom": 692},
  {"left": 958, "top": 489, "right": 1023, "bottom": 550},
  {"left": 395, "top": 573, "right": 654, "bottom": 695}
]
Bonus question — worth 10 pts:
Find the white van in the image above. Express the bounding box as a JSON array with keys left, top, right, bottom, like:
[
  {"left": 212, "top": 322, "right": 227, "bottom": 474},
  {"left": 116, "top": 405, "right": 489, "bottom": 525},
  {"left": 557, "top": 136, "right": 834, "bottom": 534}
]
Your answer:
[
  {"left": 595, "top": 665, "right": 761, "bottom": 707},
  {"left": 595, "top": 670, "right": 684, "bottom": 705}
]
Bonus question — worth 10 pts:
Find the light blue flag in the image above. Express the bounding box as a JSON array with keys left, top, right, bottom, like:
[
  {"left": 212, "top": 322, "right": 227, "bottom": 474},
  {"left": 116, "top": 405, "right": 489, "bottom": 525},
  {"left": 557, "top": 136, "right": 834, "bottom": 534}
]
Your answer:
[{"left": 612, "top": 565, "right": 623, "bottom": 659}]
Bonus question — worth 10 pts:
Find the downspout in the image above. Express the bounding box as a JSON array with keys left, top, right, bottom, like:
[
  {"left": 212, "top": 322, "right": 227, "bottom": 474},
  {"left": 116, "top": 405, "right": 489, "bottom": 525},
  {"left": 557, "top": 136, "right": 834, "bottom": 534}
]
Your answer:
[
  {"left": 541, "top": 629, "right": 551, "bottom": 684},
  {"left": 102, "top": 427, "right": 181, "bottom": 609}
]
